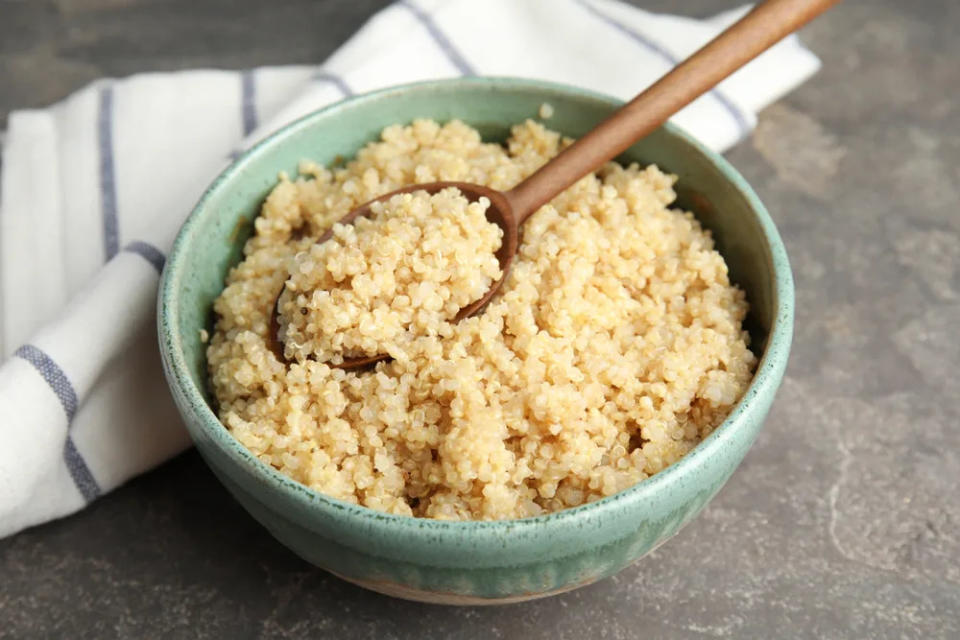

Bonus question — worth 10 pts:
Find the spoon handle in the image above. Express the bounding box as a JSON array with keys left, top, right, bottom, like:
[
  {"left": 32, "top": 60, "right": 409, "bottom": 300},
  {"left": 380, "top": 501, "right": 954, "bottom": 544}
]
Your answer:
[{"left": 505, "top": 0, "right": 840, "bottom": 222}]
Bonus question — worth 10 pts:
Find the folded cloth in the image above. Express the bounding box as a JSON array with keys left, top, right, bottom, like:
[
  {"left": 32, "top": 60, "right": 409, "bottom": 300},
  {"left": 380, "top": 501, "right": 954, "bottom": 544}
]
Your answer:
[{"left": 0, "top": 0, "right": 821, "bottom": 538}]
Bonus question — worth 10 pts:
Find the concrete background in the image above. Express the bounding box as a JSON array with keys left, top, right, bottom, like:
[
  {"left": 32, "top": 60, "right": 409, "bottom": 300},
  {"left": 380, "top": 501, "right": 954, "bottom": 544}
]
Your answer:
[{"left": 1, "top": 0, "right": 958, "bottom": 637}]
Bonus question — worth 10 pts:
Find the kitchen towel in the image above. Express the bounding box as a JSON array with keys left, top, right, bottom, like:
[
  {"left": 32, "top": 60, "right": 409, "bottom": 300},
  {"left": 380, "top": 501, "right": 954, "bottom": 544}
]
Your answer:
[{"left": 0, "top": 0, "right": 821, "bottom": 538}]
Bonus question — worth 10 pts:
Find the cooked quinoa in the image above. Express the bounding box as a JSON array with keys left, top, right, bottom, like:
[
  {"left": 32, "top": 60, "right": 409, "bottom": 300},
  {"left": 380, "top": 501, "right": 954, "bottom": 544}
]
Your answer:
[
  {"left": 208, "top": 119, "right": 756, "bottom": 521},
  {"left": 277, "top": 187, "right": 502, "bottom": 364}
]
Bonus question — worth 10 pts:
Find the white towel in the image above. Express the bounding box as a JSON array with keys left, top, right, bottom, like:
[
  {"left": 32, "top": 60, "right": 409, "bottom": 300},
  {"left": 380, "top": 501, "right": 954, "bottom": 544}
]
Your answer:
[{"left": 0, "top": 0, "right": 821, "bottom": 538}]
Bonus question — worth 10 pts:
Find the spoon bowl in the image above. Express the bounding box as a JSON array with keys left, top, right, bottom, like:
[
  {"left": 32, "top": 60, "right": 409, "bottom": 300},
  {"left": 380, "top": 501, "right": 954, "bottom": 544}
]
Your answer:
[{"left": 268, "top": 180, "right": 519, "bottom": 369}]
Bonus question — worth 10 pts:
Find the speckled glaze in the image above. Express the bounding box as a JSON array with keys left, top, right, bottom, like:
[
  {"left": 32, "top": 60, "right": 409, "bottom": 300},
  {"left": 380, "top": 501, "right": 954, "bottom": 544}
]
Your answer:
[{"left": 157, "top": 77, "right": 794, "bottom": 605}]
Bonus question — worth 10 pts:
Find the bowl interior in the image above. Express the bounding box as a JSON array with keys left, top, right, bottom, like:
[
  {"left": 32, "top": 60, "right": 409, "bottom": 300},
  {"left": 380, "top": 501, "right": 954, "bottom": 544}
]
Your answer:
[{"left": 172, "top": 79, "right": 778, "bottom": 409}]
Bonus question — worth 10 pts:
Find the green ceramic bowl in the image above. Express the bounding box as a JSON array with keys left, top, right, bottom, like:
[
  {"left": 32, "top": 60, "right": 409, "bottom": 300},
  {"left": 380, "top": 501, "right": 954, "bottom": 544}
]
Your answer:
[{"left": 158, "top": 77, "right": 793, "bottom": 605}]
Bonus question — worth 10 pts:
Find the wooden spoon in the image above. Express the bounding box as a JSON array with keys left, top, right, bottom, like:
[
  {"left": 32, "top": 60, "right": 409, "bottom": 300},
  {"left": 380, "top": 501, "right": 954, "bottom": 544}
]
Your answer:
[{"left": 271, "top": 0, "right": 839, "bottom": 369}]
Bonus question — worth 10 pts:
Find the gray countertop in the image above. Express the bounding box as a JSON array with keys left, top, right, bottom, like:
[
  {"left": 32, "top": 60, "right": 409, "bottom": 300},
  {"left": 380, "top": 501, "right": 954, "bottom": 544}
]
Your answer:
[{"left": 1, "top": 1, "right": 958, "bottom": 637}]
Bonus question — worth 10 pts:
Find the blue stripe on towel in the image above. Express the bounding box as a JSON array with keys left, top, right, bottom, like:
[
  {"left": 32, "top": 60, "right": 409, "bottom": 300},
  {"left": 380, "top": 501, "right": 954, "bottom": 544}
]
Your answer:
[
  {"left": 398, "top": 0, "right": 474, "bottom": 76},
  {"left": 574, "top": 0, "right": 750, "bottom": 138},
  {"left": 14, "top": 344, "right": 102, "bottom": 502},
  {"left": 312, "top": 70, "right": 354, "bottom": 96},
  {"left": 63, "top": 437, "right": 101, "bottom": 502},
  {"left": 98, "top": 85, "right": 120, "bottom": 260},
  {"left": 241, "top": 69, "right": 258, "bottom": 135},
  {"left": 15, "top": 344, "right": 78, "bottom": 420},
  {"left": 124, "top": 241, "right": 166, "bottom": 274}
]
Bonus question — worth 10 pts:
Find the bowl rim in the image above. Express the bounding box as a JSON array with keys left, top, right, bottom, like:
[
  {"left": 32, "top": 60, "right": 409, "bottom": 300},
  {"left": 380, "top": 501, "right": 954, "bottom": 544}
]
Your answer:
[{"left": 159, "top": 76, "right": 794, "bottom": 536}]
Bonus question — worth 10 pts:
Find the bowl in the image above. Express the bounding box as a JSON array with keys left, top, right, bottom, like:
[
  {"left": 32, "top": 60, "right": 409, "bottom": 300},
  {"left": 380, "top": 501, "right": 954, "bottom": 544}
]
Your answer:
[{"left": 158, "top": 77, "right": 794, "bottom": 605}]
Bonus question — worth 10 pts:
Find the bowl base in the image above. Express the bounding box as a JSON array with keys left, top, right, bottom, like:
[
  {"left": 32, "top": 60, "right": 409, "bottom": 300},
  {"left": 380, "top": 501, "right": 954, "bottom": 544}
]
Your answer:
[{"left": 329, "top": 570, "right": 598, "bottom": 606}]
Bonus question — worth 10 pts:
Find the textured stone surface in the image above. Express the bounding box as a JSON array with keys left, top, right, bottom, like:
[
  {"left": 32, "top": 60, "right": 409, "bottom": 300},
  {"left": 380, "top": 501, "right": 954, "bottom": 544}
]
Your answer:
[{"left": 1, "top": 0, "right": 958, "bottom": 637}]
